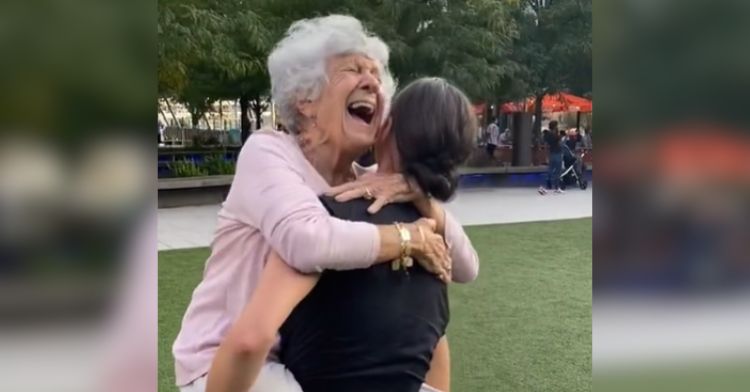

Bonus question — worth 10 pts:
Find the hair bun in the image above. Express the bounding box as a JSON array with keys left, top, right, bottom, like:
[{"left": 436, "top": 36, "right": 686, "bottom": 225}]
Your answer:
[{"left": 406, "top": 159, "right": 458, "bottom": 202}]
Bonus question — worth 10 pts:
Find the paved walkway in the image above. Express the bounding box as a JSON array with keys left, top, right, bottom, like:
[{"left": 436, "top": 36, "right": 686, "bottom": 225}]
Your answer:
[
  {"left": 594, "top": 293, "right": 750, "bottom": 371},
  {"left": 158, "top": 187, "right": 592, "bottom": 250}
]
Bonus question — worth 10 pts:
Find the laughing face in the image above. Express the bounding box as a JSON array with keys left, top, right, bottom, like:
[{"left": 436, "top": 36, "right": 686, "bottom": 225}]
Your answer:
[{"left": 298, "top": 53, "right": 385, "bottom": 157}]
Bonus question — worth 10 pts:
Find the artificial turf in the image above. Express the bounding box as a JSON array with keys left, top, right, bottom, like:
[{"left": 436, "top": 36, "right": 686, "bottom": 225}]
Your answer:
[{"left": 158, "top": 218, "right": 592, "bottom": 391}]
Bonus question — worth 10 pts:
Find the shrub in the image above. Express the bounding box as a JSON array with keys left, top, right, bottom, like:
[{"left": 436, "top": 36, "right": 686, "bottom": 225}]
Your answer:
[
  {"left": 169, "top": 159, "right": 208, "bottom": 177},
  {"left": 203, "top": 154, "right": 236, "bottom": 175}
]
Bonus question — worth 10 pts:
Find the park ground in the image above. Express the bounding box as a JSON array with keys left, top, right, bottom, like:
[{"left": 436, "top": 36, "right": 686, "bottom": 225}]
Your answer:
[{"left": 159, "top": 218, "right": 592, "bottom": 392}]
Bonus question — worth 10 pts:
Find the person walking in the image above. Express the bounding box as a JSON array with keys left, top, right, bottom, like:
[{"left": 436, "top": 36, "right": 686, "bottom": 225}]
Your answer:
[
  {"left": 539, "top": 121, "right": 564, "bottom": 195},
  {"left": 485, "top": 118, "right": 501, "bottom": 160}
]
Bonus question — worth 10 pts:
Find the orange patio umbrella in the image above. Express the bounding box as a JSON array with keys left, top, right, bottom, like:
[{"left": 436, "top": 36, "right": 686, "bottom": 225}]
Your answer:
[
  {"left": 500, "top": 93, "right": 592, "bottom": 131},
  {"left": 499, "top": 101, "right": 526, "bottom": 113},
  {"left": 500, "top": 92, "right": 592, "bottom": 113},
  {"left": 527, "top": 92, "right": 592, "bottom": 113}
]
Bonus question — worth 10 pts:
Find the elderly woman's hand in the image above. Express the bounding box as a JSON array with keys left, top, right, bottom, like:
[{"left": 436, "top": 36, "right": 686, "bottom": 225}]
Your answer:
[
  {"left": 328, "top": 173, "right": 423, "bottom": 214},
  {"left": 409, "top": 218, "right": 451, "bottom": 283}
]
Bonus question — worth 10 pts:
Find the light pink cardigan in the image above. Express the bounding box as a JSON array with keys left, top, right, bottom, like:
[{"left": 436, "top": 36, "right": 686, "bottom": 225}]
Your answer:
[{"left": 173, "top": 129, "right": 479, "bottom": 386}]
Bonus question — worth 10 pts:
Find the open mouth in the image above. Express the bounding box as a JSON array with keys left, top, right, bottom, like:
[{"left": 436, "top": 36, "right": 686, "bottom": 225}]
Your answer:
[{"left": 347, "top": 101, "right": 376, "bottom": 125}]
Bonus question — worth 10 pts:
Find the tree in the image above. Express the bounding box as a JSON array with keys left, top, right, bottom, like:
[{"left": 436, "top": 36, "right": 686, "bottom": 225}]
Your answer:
[
  {"left": 158, "top": 0, "right": 531, "bottom": 142},
  {"left": 176, "top": 64, "right": 218, "bottom": 128},
  {"left": 158, "top": 0, "right": 227, "bottom": 98},
  {"left": 255, "top": 0, "right": 520, "bottom": 101},
  {"left": 158, "top": 0, "right": 272, "bottom": 139},
  {"left": 203, "top": 1, "right": 274, "bottom": 140},
  {"left": 345, "top": 0, "right": 519, "bottom": 101},
  {"left": 509, "top": 0, "right": 592, "bottom": 137}
]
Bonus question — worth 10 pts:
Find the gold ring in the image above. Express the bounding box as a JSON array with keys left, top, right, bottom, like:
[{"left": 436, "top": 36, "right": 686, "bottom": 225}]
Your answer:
[{"left": 365, "top": 187, "right": 374, "bottom": 200}]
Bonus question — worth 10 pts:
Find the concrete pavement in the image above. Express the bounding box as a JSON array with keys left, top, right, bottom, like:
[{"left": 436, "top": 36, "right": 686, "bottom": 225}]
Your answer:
[{"left": 158, "top": 187, "right": 592, "bottom": 251}]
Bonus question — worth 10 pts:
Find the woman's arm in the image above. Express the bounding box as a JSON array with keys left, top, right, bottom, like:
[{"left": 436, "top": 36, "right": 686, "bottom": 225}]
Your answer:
[
  {"left": 326, "top": 171, "right": 477, "bottom": 282},
  {"left": 425, "top": 336, "right": 451, "bottom": 392},
  {"left": 230, "top": 132, "right": 447, "bottom": 275},
  {"left": 205, "top": 251, "right": 317, "bottom": 392},
  {"left": 414, "top": 198, "right": 479, "bottom": 283}
]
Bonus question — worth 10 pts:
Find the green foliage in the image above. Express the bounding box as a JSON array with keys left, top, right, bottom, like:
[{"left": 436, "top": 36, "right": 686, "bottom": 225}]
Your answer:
[
  {"left": 203, "top": 154, "right": 236, "bottom": 175},
  {"left": 168, "top": 159, "right": 208, "bottom": 177},
  {"left": 158, "top": 0, "right": 270, "bottom": 96},
  {"left": 158, "top": 0, "right": 279, "bottom": 133},
  {"left": 158, "top": 0, "right": 591, "bottom": 118},
  {"left": 362, "top": 0, "right": 521, "bottom": 100},
  {"left": 167, "top": 154, "right": 236, "bottom": 177},
  {"left": 158, "top": 0, "right": 521, "bottom": 104},
  {"left": 508, "top": 0, "right": 592, "bottom": 99}
]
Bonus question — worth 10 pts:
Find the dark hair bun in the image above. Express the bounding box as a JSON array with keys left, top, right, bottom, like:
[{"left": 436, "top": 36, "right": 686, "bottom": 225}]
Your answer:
[{"left": 406, "top": 157, "right": 458, "bottom": 202}]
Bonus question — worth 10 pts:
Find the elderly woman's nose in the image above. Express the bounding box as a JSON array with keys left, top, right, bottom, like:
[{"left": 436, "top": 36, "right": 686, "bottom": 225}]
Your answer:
[{"left": 358, "top": 72, "right": 380, "bottom": 92}]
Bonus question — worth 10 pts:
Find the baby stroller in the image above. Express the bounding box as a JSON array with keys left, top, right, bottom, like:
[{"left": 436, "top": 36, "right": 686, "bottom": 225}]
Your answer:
[{"left": 559, "top": 144, "right": 588, "bottom": 190}]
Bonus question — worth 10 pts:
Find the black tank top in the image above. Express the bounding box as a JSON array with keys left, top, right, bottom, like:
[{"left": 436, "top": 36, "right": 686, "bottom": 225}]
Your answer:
[{"left": 279, "top": 196, "right": 449, "bottom": 392}]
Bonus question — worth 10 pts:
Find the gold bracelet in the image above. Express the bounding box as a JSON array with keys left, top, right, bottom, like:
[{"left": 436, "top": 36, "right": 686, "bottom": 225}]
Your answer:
[
  {"left": 402, "top": 223, "right": 413, "bottom": 268},
  {"left": 393, "top": 222, "right": 413, "bottom": 270},
  {"left": 392, "top": 223, "right": 402, "bottom": 271}
]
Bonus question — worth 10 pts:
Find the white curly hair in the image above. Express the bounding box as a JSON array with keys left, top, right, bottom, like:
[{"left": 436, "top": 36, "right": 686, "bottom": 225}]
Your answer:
[{"left": 267, "top": 14, "right": 396, "bottom": 134}]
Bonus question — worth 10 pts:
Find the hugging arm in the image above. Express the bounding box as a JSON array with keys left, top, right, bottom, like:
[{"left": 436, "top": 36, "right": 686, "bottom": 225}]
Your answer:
[
  {"left": 415, "top": 198, "right": 479, "bottom": 283},
  {"left": 329, "top": 173, "right": 480, "bottom": 282},
  {"left": 205, "top": 252, "right": 317, "bottom": 392},
  {"left": 232, "top": 134, "right": 448, "bottom": 276}
]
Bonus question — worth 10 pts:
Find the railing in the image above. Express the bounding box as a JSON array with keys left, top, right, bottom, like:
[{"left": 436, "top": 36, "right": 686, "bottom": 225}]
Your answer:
[{"left": 159, "top": 127, "right": 244, "bottom": 148}]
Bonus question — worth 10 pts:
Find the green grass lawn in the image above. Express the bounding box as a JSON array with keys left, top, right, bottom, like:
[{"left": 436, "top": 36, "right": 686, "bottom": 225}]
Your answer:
[{"left": 159, "top": 218, "right": 592, "bottom": 391}]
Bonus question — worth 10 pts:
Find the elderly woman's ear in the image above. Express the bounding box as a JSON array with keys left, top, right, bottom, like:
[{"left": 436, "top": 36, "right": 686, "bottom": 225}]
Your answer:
[{"left": 296, "top": 99, "right": 318, "bottom": 120}]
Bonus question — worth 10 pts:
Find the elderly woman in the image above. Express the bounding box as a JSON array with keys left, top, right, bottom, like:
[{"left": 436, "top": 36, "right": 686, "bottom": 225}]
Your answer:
[{"left": 173, "top": 15, "right": 478, "bottom": 392}]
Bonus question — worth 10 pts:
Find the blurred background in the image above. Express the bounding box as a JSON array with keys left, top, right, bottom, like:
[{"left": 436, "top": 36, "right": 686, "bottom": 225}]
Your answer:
[
  {"left": 0, "top": 0, "right": 155, "bottom": 391},
  {"left": 594, "top": 0, "right": 750, "bottom": 391}
]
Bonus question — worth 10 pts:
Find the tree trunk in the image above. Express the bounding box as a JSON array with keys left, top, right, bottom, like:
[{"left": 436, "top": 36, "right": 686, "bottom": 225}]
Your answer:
[
  {"left": 190, "top": 111, "right": 200, "bottom": 128},
  {"left": 203, "top": 113, "right": 212, "bottom": 130},
  {"left": 164, "top": 99, "right": 179, "bottom": 127},
  {"left": 218, "top": 101, "right": 224, "bottom": 130},
  {"left": 158, "top": 105, "right": 168, "bottom": 126},
  {"left": 251, "top": 97, "right": 266, "bottom": 130},
  {"left": 532, "top": 93, "right": 544, "bottom": 146},
  {"left": 240, "top": 94, "right": 251, "bottom": 144},
  {"left": 511, "top": 112, "right": 533, "bottom": 166}
]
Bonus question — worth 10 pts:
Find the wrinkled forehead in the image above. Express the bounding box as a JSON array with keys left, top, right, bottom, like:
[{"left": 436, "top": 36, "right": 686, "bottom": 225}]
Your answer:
[{"left": 326, "top": 53, "right": 382, "bottom": 73}]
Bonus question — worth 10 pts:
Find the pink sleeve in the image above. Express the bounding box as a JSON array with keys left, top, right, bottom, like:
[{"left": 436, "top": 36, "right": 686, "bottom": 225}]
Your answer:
[
  {"left": 227, "top": 133, "right": 380, "bottom": 273},
  {"left": 444, "top": 209, "right": 479, "bottom": 283}
]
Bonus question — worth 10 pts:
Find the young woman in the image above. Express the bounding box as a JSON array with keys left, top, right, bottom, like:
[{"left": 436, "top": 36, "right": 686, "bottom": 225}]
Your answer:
[{"left": 206, "top": 77, "right": 478, "bottom": 392}]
